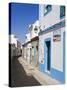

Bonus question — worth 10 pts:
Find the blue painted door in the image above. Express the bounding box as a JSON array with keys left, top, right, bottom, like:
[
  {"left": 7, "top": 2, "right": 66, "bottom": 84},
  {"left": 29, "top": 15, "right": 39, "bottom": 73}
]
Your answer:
[
  {"left": 44, "top": 38, "right": 51, "bottom": 72},
  {"left": 46, "top": 41, "right": 51, "bottom": 71}
]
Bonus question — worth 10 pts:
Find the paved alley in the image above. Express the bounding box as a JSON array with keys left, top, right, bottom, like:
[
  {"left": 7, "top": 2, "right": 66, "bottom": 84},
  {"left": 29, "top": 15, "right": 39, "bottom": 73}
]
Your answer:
[{"left": 10, "top": 56, "right": 40, "bottom": 87}]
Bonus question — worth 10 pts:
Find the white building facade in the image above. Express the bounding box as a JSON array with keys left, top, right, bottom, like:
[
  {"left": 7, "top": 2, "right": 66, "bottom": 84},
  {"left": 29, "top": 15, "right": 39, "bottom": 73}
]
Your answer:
[
  {"left": 29, "top": 20, "right": 40, "bottom": 67},
  {"left": 22, "top": 20, "right": 40, "bottom": 66},
  {"left": 9, "top": 34, "right": 22, "bottom": 56},
  {"left": 26, "top": 33, "right": 31, "bottom": 63},
  {"left": 39, "top": 5, "right": 65, "bottom": 83},
  {"left": 29, "top": 20, "right": 40, "bottom": 39}
]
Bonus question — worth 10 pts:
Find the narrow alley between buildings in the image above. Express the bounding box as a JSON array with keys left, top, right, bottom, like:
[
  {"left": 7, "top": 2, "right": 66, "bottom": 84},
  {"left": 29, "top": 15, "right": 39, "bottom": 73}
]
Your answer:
[{"left": 10, "top": 56, "right": 41, "bottom": 87}]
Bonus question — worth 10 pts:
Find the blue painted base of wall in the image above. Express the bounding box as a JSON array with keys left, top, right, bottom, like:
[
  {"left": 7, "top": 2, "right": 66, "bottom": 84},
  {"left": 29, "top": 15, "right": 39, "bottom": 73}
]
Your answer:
[
  {"left": 39, "top": 63, "right": 65, "bottom": 84},
  {"left": 51, "top": 68, "right": 65, "bottom": 83},
  {"left": 39, "top": 63, "right": 45, "bottom": 72}
]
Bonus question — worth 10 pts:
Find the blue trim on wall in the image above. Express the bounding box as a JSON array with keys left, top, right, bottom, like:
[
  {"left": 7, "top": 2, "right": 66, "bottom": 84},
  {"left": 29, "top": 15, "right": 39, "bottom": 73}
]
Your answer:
[
  {"left": 39, "top": 63, "right": 45, "bottom": 72},
  {"left": 39, "top": 20, "right": 65, "bottom": 36},
  {"left": 44, "top": 41, "right": 47, "bottom": 71},
  {"left": 51, "top": 68, "right": 65, "bottom": 83},
  {"left": 63, "top": 32, "right": 65, "bottom": 83}
]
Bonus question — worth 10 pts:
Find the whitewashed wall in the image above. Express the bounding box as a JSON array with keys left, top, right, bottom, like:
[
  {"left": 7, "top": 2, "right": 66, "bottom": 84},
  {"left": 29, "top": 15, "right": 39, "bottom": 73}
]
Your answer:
[
  {"left": 26, "top": 33, "right": 30, "bottom": 42},
  {"left": 52, "top": 27, "right": 65, "bottom": 71},
  {"left": 30, "top": 20, "right": 40, "bottom": 39},
  {"left": 39, "top": 5, "right": 61, "bottom": 30},
  {"left": 26, "top": 43, "right": 31, "bottom": 63},
  {"left": 24, "top": 46, "right": 27, "bottom": 59},
  {"left": 39, "top": 28, "right": 65, "bottom": 72}
]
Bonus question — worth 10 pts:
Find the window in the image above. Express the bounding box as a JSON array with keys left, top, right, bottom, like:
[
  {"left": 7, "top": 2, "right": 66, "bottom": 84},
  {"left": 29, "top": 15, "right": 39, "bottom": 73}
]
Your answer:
[
  {"left": 44, "top": 5, "right": 52, "bottom": 16},
  {"left": 60, "top": 6, "right": 65, "bottom": 18},
  {"left": 34, "top": 26, "right": 38, "bottom": 33}
]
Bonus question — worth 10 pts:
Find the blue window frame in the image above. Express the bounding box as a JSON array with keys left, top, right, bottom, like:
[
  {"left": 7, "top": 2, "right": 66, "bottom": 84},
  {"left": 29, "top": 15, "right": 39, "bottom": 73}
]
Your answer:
[
  {"left": 44, "top": 5, "right": 52, "bottom": 16},
  {"left": 60, "top": 6, "right": 65, "bottom": 19}
]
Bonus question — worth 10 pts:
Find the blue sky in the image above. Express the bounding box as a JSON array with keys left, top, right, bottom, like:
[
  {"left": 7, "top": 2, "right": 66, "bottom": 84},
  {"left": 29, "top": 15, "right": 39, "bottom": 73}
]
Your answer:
[{"left": 10, "top": 3, "right": 39, "bottom": 43}]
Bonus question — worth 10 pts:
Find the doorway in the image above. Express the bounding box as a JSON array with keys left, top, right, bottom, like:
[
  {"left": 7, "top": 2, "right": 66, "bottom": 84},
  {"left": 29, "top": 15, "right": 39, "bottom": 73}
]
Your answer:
[{"left": 45, "top": 40, "right": 51, "bottom": 71}]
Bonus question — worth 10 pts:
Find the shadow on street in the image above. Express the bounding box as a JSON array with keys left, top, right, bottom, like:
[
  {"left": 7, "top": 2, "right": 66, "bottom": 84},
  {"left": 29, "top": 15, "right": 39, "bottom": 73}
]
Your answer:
[{"left": 10, "top": 56, "right": 40, "bottom": 87}]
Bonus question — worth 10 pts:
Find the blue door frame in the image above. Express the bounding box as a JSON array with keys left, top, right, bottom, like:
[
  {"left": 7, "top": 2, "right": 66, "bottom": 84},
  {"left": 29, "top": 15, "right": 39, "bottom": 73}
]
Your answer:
[{"left": 44, "top": 38, "right": 51, "bottom": 72}]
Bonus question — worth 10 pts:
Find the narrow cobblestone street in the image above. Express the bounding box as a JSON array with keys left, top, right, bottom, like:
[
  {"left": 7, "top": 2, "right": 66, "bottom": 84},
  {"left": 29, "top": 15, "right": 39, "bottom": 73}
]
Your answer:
[{"left": 11, "top": 56, "right": 40, "bottom": 87}]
